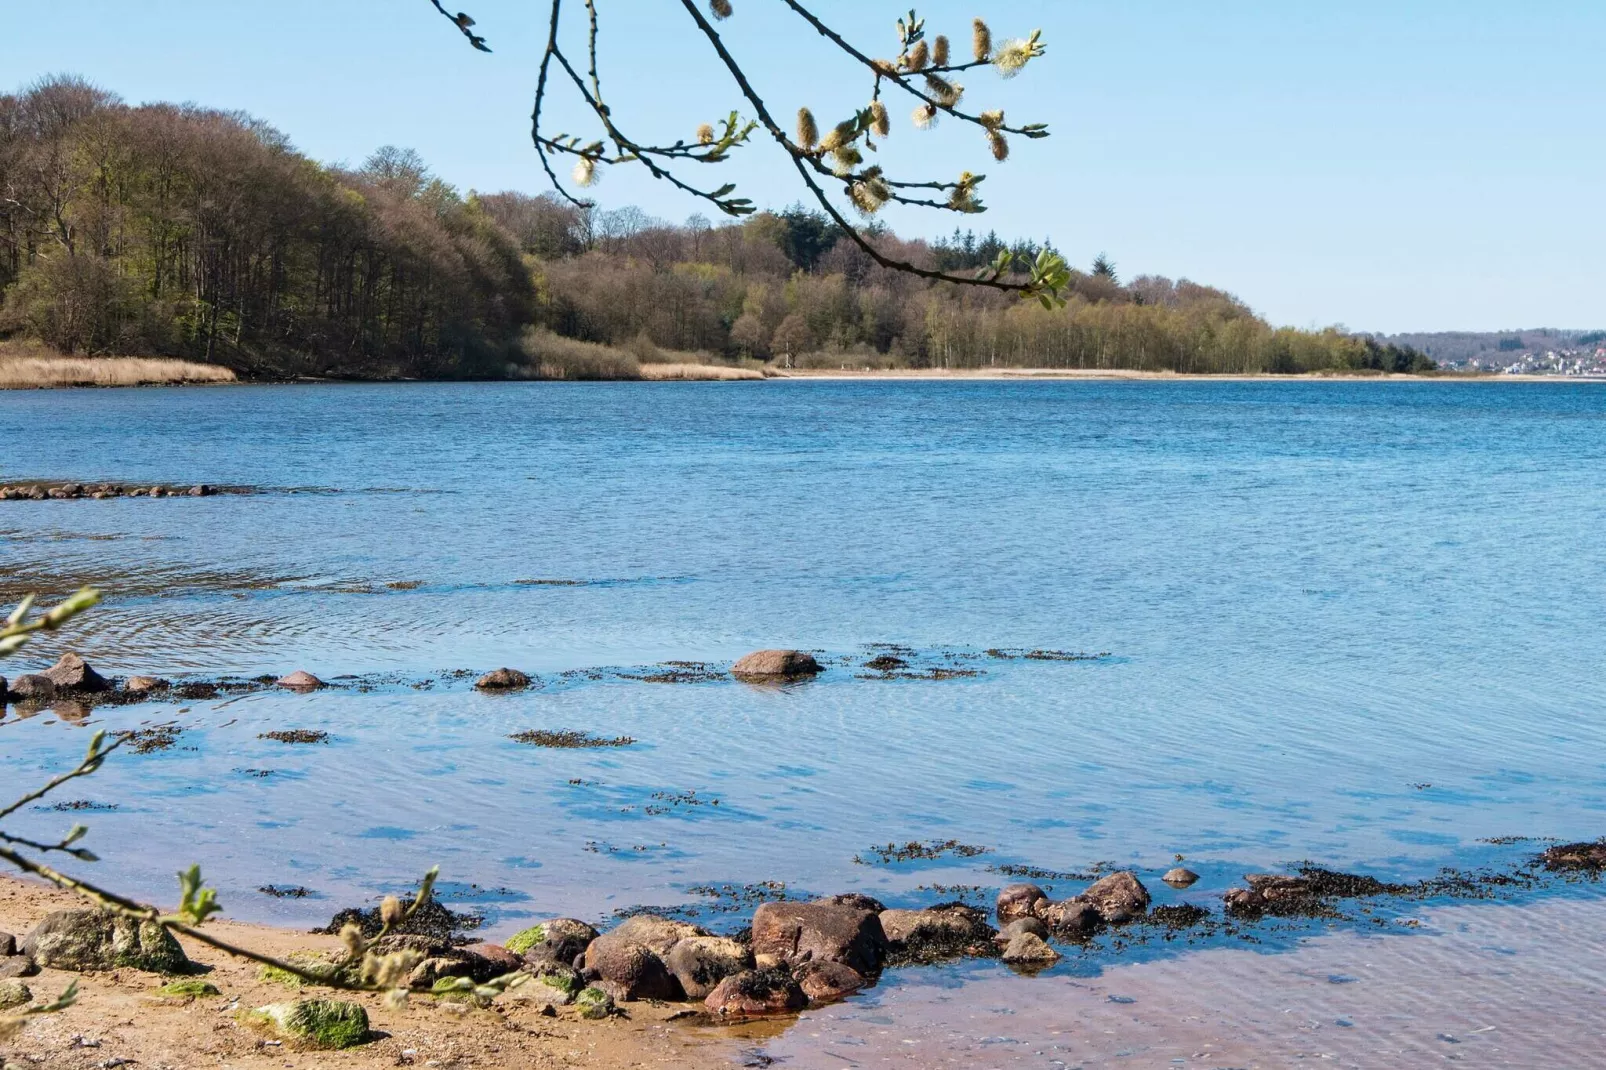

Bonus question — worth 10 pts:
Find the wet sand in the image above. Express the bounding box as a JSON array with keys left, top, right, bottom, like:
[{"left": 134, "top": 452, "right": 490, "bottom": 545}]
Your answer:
[{"left": 5, "top": 875, "right": 1603, "bottom": 1068}]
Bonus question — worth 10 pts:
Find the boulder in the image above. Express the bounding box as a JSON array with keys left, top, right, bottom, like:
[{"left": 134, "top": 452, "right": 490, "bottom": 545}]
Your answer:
[
  {"left": 750, "top": 901, "right": 887, "bottom": 976},
  {"left": 189, "top": 485, "right": 213, "bottom": 497},
  {"left": 276, "top": 670, "right": 325, "bottom": 691},
  {"left": 580, "top": 935, "right": 680, "bottom": 1001},
  {"left": 704, "top": 968, "right": 807, "bottom": 1018},
  {"left": 459, "top": 942, "right": 522, "bottom": 979},
  {"left": 525, "top": 960, "right": 584, "bottom": 1004},
  {"left": 8, "top": 675, "right": 56, "bottom": 703},
  {"left": 992, "top": 917, "right": 1049, "bottom": 945},
  {"left": 0, "top": 956, "right": 37, "bottom": 980},
  {"left": 250, "top": 999, "right": 369, "bottom": 1049},
  {"left": 22, "top": 910, "right": 188, "bottom": 974},
  {"left": 124, "top": 676, "right": 169, "bottom": 696},
  {"left": 608, "top": 915, "right": 708, "bottom": 956},
  {"left": 475, "top": 668, "right": 531, "bottom": 691},
  {"left": 1038, "top": 898, "right": 1099, "bottom": 936},
  {"left": 1163, "top": 867, "right": 1200, "bottom": 887},
  {"left": 1001, "top": 931, "right": 1060, "bottom": 967},
  {"left": 508, "top": 918, "right": 598, "bottom": 965},
  {"left": 1081, "top": 872, "right": 1150, "bottom": 924},
  {"left": 731, "top": 650, "right": 822, "bottom": 680},
  {"left": 44, "top": 653, "right": 110, "bottom": 694},
  {"left": 663, "top": 936, "right": 753, "bottom": 1000},
  {"left": 0, "top": 980, "right": 30, "bottom": 1009},
  {"left": 793, "top": 959, "right": 865, "bottom": 1003},
  {"left": 879, "top": 905, "right": 995, "bottom": 964},
  {"left": 574, "top": 985, "right": 615, "bottom": 1019},
  {"left": 996, "top": 883, "right": 1048, "bottom": 923},
  {"left": 0, "top": 933, "right": 12, "bottom": 957}
]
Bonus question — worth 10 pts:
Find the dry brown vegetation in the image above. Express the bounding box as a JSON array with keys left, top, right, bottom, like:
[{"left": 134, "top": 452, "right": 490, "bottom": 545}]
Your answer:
[{"left": 0, "top": 341, "right": 235, "bottom": 389}]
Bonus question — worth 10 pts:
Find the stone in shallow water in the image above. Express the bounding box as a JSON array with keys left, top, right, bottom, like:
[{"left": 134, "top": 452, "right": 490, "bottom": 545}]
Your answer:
[
  {"left": 996, "top": 883, "right": 1048, "bottom": 923},
  {"left": 1163, "top": 867, "right": 1200, "bottom": 887},
  {"left": 8, "top": 675, "right": 56, "bottom": 702},
  {"left": 276, "top": 670, "right": 325, "bottom": 690},
  {"left": 1081, "top": 871, "right": 1151, "bottom": 924},
  {"left": 44, "top": 652, "right": 110, "bottom": 694},
  {"left": 1038, "top": 898, "right": 1099, "bottom": 936},
  {"left": 750, "top": 901, "right": 887, "bottom": 976},
  {"left": 704, "top": 968, "right": 807, "bottom": 1018},
  {"left": 794, "top": 959, "right": 865, "bottom": 1003},
  {"left": 475, "top": 667, "right": 531, "bottom": 691},
  {"left": 1001, "top": 931, "right": 1060, "bottom": 966},
  {"left": 664, "top": 936, "right": 752, "bottom": 1000},
  {"left": 730, "top": 650, "right": 822, "bottom": 679}
]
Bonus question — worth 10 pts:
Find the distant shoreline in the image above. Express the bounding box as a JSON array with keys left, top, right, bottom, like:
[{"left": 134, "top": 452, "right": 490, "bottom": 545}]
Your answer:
[{"left": 772, "top": 367, "right": 1605, "bottom": 383}]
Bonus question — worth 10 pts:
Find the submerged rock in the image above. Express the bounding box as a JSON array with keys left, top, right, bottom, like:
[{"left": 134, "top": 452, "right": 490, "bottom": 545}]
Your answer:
[
  {"left": 22, "top": 910, "right": 188, "bottom": 974},
  {"left": 793, "top": 959, "right": 865, "bottom": 1003},
  {"left": 704, "top": 968, "right": 807, "bottom": 1018},
  {"left": 1000, "top": 931, "right": 1060, "bottom": 967},
  {"left": 44, "top": 652, "right": 110, "bottom": 694},
  {"left": 475, "top": 667, "right": 531, "bottom": 691},
  {"left": 1163, "top": 867, "right": 1200, "bottom": 888},
  {"left": 750, "top": 901, "right": 887, "bottom": 976},
  {"left": 123, "top": 675, "right": 169, "bottom": 696},
  {"left": 879, "top": 905, "right": 995, "bottom": 964},
  {"left": 996, "top": 883, "right": 1049, "bottom": 923},
  {"left": 664, "top": 936, "right": 753, "bottom": 1000},
  {"left": 249, "top": 999, "right": 369, "bottom": 1049},
  {"left": 1081, "top": 871, "right": 1151, "bottom": 924},
  {"left": 993, "top": 917, "right": 1049, "bottom": 945},
  {"left": 731, "top": 650, "right": 823, "bottom": 680},
  {"left": 8, "top": 675, "right": 56, "bottom": 703},
  {"left": 276, "top": 670, "right": 325, "bottom": 691}
]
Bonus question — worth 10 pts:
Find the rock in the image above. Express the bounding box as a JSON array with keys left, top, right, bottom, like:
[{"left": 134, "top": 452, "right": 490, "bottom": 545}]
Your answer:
[
  {"left": 663, "top": 936, "right": 753, "bottom": 1000},
  {"left": 407, "top": 955, "right": 470, "bottom": 990},
  {"left": 250, "top": 999, "right": 369, "bottom": 1049},
  {"left": 525, "top": 960, "right": 584, "bottom": 1004},
  {"left": 43, "top": 652, "right": 109, "bottom": 694},
  {"left": 704, "top": 968, "right": 807, "bottom": 1018},
  {"left": 879, "top": 905, "right": 995, "bottom": 964},
  {"left": 574, "top": 985, "right": 615, "bottom": 1019},
  {"left": 730, "top": 650, "right": 823, "bottom": 680},
  {"left": 1081, "top": 872, "right": 1150, "bottom": 924},
  {"left": 996, "top": 883, "right": 1048, "bottom": 923},
  {"left": 580, "top": 935, "right": 680, "bottom": 1001},
  {"left": 475, "top": 667, "right": 531, "bottom": 691},
  {"left": 508, "top": 918, "right": 598, "bottom": 964},
  {"left": 0, "top": 933, "right": 12, "bottom": 957},
  {"left": 1163, "top": 867, "right": 1200, "bottom": 887},
  {"left": 1540, "top": 842, "right": 1606, "bottom": 871},
  {"left": 0, "top": 980, "right": 30, "bottom": 1009},
  {"left": 8, "top": 675, "right": 56, "bottom": 703},
  {"left": 22, "top": 910, "right": 189, "bottom": 973},
  {"left": 0, "top": 956, "right": 37, "bottom": 980},
  {"left": 750, "top": 901, "right": 887, "bottom": 976},
  {"left": 124, "top": 675, "right": 169, "bottom": 696},
  {"left": 993, "top": 917, "right": 1049, "bottom": 944},
  {"left": 189, "top": 485, "right": 213, "bottom": 497},
  {"left": 793, "top": 960, "right": 865, "bottom": 1003},
  {"left": 276, "top": 670, "right": 325, "bottom": 690},
  {"left": 608, "top": 915, "right": 708, "bottom": 956},
  {"left": 157, "top": 979, "right": 221, "bottom": 998},
  {"left": 1001, "top": 931, "right": 1060, "bottom": 967},
  {"left": 1038, "top": 898, "right": 1099, "bottom": 936},
  {"left": 817, "top": 892, "right": 886, "bottom": 912},
  {"left": 460, "top": 942, "right": 522, "bottom": 979}
]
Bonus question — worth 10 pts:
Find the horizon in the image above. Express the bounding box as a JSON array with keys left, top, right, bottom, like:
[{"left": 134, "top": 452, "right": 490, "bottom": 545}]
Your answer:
[{"left": 3, "top": 1, "right": 1602, "bottom": 335}]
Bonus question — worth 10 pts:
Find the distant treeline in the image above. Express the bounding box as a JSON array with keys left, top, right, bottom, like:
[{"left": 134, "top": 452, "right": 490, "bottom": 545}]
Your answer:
[{"left": 2, "top": 75, "right": 1434, "bottom": 379}]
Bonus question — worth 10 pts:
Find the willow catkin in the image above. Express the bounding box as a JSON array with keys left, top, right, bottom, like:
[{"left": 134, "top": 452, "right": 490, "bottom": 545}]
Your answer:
[
  {"left": 972, "top": 19, "right": 992, "bottom": 61},
  {"left": 906, "top": 40, "right": 929, "bottom": 71},
  {"left": 988, "top": 131, "right": 1009, "bottom": 161},
  {"left": 869, "top": 100, "right": 891, "bottom": 137},
  {"left": 696, "top": 124, "right": 716, "bottom": 145},
  {"left": 797, "top": 108, "right": 819, "bottom": 150},
  {"left": 924, "top": 74, "right": 963, "bottom": 107},
  {"left": 913, "top": 103, "right": 938, "bottom": 130},
  {"left": 572, "top": 157, "right": 598, "bottom": 187},
  {"left": 932, "top": 35, "right": 950, "bottom": 67},
  {"left": 994, "top": 38, "right": 1032, "bottom": 77},
  {"left": 709, "top": 0, "right": 733, "bottom": 19}
]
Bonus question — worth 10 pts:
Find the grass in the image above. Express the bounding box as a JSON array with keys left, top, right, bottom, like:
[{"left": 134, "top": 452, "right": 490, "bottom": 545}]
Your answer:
[
  {"left": 514, "top": 328, "right": 766, "bottom": 381},
  {"left": 639, "top": 362, "right": 764, "bottom": 381},
  {"left": 0, "top": 342, "right": 236, "bottom": 389}
]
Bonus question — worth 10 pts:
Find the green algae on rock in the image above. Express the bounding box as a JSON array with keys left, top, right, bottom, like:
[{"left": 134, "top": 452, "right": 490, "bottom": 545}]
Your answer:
[
  {"left": 21, "top": 910, "right": 189, "bottom": 974},
  {"left": 248, "top": 999, "right": 370, "bottom": 1049},
  {"left": 157, "top": 978, "right": 222, "bottom": 998}
]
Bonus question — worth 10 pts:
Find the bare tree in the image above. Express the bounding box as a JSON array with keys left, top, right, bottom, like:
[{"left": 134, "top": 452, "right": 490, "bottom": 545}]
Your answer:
[{"left": 430, "top": 2, "right": 1070, "bottom": 305}]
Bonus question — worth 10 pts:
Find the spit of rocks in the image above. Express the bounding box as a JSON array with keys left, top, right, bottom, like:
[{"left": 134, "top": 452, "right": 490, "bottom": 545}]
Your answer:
[{"left": 0, "top": 482, "right": 233, "bottom": 501}]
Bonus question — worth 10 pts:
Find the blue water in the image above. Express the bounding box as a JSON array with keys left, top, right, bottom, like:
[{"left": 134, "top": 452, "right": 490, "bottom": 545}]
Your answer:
[{"left": 2, "top": 380, "right": 1605, "bottom": 933}]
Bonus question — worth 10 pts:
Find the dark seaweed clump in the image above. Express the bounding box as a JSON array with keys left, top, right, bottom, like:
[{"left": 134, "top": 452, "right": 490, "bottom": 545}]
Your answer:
[
  {"left": 856, "top": 840, "right": 992, "bottom": 865},
  {"left": 863, "top": 655, "right": 908, "bottom": 671},
  {"left": 259, "top": 729, "right": 330, "bottom": 744},
  {"left": 126, "top": 726, "right": 183, "bottom": 754},
  {"left": 260, "top": 885, "right": 312, "bottom": 899},
  {"left": 987, "top": 863, "right": 1096, "bottom": 882},
  {"left": 40, "top": 800, "right": 119, "bottom": 812},
  {"left": 1145, "top": 904, "right": 1212, "bottom": 931},
  {"left": 316, "top": 897, "right": 481, "bottom": 942},
  {"left": 510, "top": 729, "right": 636, "bottom": 748},
  {"left": 1539, "top": 841, "right": 1606, "bottom": 872}
]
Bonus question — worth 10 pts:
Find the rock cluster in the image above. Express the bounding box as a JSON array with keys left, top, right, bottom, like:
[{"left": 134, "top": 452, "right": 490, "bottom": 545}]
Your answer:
[{"left": 0, "top": 482, "right": 221, "bottom": 501}]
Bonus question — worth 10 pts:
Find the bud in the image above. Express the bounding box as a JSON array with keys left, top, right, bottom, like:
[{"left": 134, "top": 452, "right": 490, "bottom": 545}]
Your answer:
[
  {"left": 972, "top": 19, "right": 992, "bottom": 61},
  {"left": 796, "top": 108, "right": 819, "bottom": 151}
]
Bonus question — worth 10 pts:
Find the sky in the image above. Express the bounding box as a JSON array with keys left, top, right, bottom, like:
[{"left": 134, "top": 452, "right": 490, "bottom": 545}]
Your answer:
[{"left": 3, "top": 1, "right": 1602, "bottom": 333}]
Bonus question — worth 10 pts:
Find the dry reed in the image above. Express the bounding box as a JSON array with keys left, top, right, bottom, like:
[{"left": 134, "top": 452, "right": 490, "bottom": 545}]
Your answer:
[{"left": 0, "top": 356, "right": 236, "bottom": 389}]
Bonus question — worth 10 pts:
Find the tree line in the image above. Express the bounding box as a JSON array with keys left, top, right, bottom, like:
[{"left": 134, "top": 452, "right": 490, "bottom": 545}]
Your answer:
[{"left": 1, "top": 76, "right": 1433, "bottom": 378}]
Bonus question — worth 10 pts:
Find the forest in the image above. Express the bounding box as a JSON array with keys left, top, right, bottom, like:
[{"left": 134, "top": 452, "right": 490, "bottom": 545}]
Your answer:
[{"left": 1, "top": 76, "right": 1435, "bottom": 379}]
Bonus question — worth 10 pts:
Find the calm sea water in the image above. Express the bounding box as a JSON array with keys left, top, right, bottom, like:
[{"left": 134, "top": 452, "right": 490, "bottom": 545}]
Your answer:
[{"left": 3, "top": 380, "right": 1605, "bottom": 940}]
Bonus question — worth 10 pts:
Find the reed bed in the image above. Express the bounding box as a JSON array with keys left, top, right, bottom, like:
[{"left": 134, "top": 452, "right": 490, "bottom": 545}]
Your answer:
[{"left": 0, "top": 356, "right": 236, "bottom": 389}]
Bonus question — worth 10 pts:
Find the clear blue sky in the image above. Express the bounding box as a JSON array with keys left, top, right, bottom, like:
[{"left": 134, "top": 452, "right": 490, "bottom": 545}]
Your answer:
[{"left": 5, "top": 1, "right": 1602, "bottom": 333}]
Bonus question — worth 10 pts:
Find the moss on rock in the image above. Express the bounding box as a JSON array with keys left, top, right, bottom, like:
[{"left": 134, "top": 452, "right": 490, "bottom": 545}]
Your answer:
[
  {"left": 574, "top": 986, "right": 614, "bottom": 1020},
  {"left": 250, "top": 999, "right": 370, "bottom": 1049},
  {"left": 503, "top": 924, "right": 546, "bottom": 956},
  {"left": 157, "top": 978, "right": 221, "bottom": 998},
  {"left": 0, "top": 980, "right": 31, "bottom": 1009}
]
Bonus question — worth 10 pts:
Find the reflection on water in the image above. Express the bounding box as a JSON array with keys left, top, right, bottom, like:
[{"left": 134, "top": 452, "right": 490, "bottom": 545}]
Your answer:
[{"left": 2, "top": 381, "right": 1605, "bottom": 945}]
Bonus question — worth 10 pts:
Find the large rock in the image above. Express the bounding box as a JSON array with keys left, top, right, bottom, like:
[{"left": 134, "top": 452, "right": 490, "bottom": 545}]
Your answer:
[
  {"left": 22, "top": 910, "right": 188, "bottom": 974},
  {"left": 276, "top": 670, "right": 325, "bottom": 691},
  {"left": 580, "top": 935, "right": 680, "bottom": 1001},
  {"left": 731, "top": 650, "right": 822, "bottom": 680},
  {"left": 1081, "top": 872, "right": 1150, "bottom": 924},
  {"left": 459, "top": 942, "right": 522, "bottom": 979},
  {"left": 793, "top": 959, "right": 864, "bottom": 1003},
  {"left": 664, "top": 936, "right": 752, "bottom": 1000},
  {"left": 43, "top": 653, "right": 110, "bottom": 694},
  {"left": 704, "top": 968, "right": 808, "bottom": 1018},
  {"left": 250, "top": 999, "right": 369, "bottom": 1049},
  {"left": 7, "top": 675, "right": 56, "bottom": 703},
  {"left": 879, "top": 905, "right": 995, "bottom": 964},
  {"left": 1038, "top": 898, "right": 1099, "bottom": 936},
  {"left": 506, "top": 918, "right": 598, "bottom": 964},
  {"left": 996, "top": 883, "right": 1048, "bottom": 923},
  {"left": 608, "top": 915, "right": 708, "bottom": 956},
  {"left": 751, "top": 901, "right": 887, "bottom": 976},
  {"left": 475, "top": 668, "right": 531, "bottom": 691}
]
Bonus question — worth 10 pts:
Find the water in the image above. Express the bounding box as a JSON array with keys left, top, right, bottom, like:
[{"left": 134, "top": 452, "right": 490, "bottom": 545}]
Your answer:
[{"left": 3, "top": 380, "right": 1606, "bottom": 941}]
